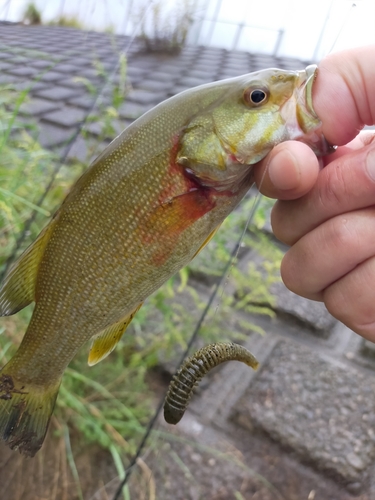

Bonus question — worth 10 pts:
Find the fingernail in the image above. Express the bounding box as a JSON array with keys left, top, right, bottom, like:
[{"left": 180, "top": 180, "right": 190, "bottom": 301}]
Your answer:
[
  {"left": 268, "top": 149, "right": 301, "bottom": 190},
  {"left": 366, "top": 147, "right": 375, "bottom": 182}
]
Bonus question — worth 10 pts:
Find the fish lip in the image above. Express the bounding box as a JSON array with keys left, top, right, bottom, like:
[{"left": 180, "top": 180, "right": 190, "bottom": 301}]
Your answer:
[
  {"left": 304, "top": 64, "right": 319, "bottom": 119},
  {"left": 294, "top": 64, "right": 336, "bottom": 156},
  {"left": 298, "top": 64, "right": 319, "bottom": 120}
]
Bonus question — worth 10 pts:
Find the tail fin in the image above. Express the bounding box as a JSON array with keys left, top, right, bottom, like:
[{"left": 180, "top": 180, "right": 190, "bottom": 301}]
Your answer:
[{"left": 0, "top": 369, "right": 61, "bottom": 457}]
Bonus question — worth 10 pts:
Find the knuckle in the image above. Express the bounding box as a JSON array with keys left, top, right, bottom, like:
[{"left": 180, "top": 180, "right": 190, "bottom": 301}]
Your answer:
[
  {"left": 325, "top": 215, "right": 359, "bottom": 253},
  {"left": 324, "top": 287, "right": 345, "bottom": 322},
  {"left": 280, "top": 251, "right": 301, "bottom": 294},
  {"left": 319, "top": 164, "right": 348, "bottom": 211}
]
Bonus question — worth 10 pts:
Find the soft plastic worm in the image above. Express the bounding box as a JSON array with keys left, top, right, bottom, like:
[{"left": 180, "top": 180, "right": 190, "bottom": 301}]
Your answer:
[{"left": 164, "top": 342, "right": 259, "bottom": 424}]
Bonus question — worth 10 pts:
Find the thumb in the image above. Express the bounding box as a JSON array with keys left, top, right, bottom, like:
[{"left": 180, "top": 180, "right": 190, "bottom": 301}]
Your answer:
[{"left": 313, "top": 45, "right": 375, "bottom": 146}]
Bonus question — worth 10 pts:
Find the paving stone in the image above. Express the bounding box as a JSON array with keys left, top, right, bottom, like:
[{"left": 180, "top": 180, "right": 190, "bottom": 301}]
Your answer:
[
  {"left": 216, "top": 70, "right": 242, "bottom": 80},
  {"left": 71, "top": 57, "right": 96, "bottom": 67},
  {"left": 135, "top": 79, "right": 173, "bottom": 92},
  {"left": 39, "top": 71, "right": 67, "bottom": 83},
  {"left": 5, "top": 66, "right": 40, "bottom": 78},
  {"left": 12, "top": 56, "right": 36, "bottom": 64},
  {"left": 126, "top": 66, "right": 149, "bottom": 79},
  {"left": 28, "top": 59, "right": 56, "bottom": 69},
  {"left": 360, "top": 339, "right": 375, "bottom": 360},
  {"left": 194, "top": 58, "right": 222, "bottom": 68},
  {"left": 18, "top": 98, "right": 61, "bottom": 116},
  {"left": 34, "top": 86, "right": 81, "bottom": 101},
  {"left": 150, "top": 71, "right": 180, "bottom": 82},
  {"left": 38, "top": 121, "right": 77, "bottom": 148},
  {"left": 0, "top": 61, "right": 12, "bottom": 71},
  {"left": 118, "top": 101, "right": 151, "bottom": 120},
  {"left": 57, "top": 77, "right": 95, "bottom": 91},
  {"left": 133, "top": 58, "right": 159, "bottom": 70},
  {"left": 125, "top": 88, "right": 165, "bottom": 105},
  {"left": 65, "top": 135, "right": 109, "bottom": 164},
  {"left": 188, "top": 69, "right": 218, "bottom": 80},
  {"left": 157, "top": 64, "right": 187, "bottom": 75},
  {"left": 250, "top": 63, "right": 271, "bottom": 72},
  {"left": 68, "top": 94, "right": 96, "bottom": 110},
  {"left": 270, "top": 279, "right": 336, "bottom": 333},
  {"left": 236, "top": 246, "right": 335, "bottom": 333},
  {"left": 0, "top": 71, "right": 17, "bottom": 85},
  {"left": 178, "top": 76, "right": 212, "bottom": 87},
  {"left": 7, "top": 80, "right": 48, "bottom": 93},
  {"left": 193, "top": 61, "right": 222, "bottom": 73},
  {"left": 77, "top": 67, "right": 105, "bottom": 80},
  {"left": 85, "top": 117, "right": 130, "bottom": 138},
  {"left": 169, "top": 84, "right": 192, "bottom": 95},
  {"left": 28, "top": 81, "right": 51, "bottom": 93},
  {"left": 42, "top": 107, "right": 87, "bottom": 127},
  {"left": 234, "top": 340, "right": 375, "bottom": 485}
]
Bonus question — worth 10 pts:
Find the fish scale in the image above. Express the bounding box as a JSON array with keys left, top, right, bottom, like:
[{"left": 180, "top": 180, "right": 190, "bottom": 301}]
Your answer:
[{"left": 0, "top": 65, "right": 331, "bottom": 456}]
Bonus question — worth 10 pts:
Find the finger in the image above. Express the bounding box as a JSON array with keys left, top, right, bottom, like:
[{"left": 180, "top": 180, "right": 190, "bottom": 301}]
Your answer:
[
  {"left": 254, "top": 141, "right": 320, "bottom": 200},
  {"left": 323, "top": 256, "right": 375, "bottom": 342},
  {"left": 272, "top": 142, "right": 375, "bottom": 245},
  {"left": 314, "top": 45, "right": 375, "bottom": 146},
  {"left": 280, "top": 207, "right": 375, "bottom": 301}
]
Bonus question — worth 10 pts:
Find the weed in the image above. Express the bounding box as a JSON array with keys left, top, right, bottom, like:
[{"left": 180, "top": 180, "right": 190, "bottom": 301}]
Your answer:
[
  {"left": 23, "top": 2, "right": 42, "bottom": 25},
  {"left": 48, "top": 16, "right": 84, "bottom": 29},
  {"left": 136, "top": 0, "right": 198, "bottom": 53}
]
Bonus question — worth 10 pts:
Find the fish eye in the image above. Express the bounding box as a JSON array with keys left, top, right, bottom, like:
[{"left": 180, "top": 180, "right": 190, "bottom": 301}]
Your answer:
[{"left": 243, "top": 87, "right": 269, "bottom": 107}]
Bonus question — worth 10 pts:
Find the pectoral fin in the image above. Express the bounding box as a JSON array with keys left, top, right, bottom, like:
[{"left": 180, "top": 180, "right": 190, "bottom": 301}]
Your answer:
[
  {"left": 88, "top": 303, "right": 143, "bottom": 366},
  {"left": 191, "top": 225, "right": 221, "bottom": 259},
  {"left": 0, "top": 220, "right": 56, "bottom": 316}
]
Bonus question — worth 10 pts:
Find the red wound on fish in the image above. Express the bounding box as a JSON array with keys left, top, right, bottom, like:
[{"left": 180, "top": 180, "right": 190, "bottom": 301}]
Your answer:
[
  {"left": 157, "top": 134, "right": 200, "bottom": 206},
  {"left": 144, "top": 188, "right": 216, "bottom": 266},
  {"left": 140, "top": 134, "right": 218, "bottom": 266}
]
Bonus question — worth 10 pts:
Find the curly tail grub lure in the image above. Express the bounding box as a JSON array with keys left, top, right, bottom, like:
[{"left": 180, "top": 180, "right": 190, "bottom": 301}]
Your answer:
[{"left": 164, "top": 342, "right": 259, "bottom": 424}]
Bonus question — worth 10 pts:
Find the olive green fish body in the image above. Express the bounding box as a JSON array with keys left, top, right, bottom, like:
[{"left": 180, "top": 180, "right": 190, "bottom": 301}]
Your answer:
[{"left": 0, "top": 66, "right": 330, "bottom": 455}]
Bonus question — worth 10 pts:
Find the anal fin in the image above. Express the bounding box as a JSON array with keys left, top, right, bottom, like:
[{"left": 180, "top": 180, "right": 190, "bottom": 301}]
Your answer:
[
  {"left": 88, "top": 303, "right": 143, "bottom": 366},
  {"left": 192, "top": 224, "right": 221, "bottom": 259},
  {"left": 0, "top": 220, "right": 56, "bottom": 316}
]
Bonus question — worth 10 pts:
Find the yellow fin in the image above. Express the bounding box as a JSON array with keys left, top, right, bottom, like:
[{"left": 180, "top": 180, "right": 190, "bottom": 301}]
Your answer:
[
  {"left": 88, "top": 303, "right": 143, "bottom": 366},
  {"left": 0, "top": 220, "right": 56, "bottom": 316},
  {"left": 192, "top": 224, "right": 221, "bottom": 259}
]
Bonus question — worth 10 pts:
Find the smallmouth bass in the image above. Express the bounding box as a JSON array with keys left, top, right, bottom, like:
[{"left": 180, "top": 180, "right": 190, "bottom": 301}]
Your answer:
[{"left": 0, "top": 65, "right": 330, "bottom": 456}]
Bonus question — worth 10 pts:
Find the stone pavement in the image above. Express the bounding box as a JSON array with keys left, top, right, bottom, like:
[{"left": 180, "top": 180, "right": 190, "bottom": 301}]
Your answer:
[{"left": 1, "top": 23, "right": 375, "bottom": 500}]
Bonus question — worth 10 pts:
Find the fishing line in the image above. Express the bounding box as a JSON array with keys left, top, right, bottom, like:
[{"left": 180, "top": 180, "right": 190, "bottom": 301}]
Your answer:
[
  {"left": 213, "top": 165, "right": 269, "bottom": 316},
  {"left": 327, "top": 3, "right": 357, "bottom": 56},
  {"left": 112, "top": 167, "right": 269, "bottom": 500}
]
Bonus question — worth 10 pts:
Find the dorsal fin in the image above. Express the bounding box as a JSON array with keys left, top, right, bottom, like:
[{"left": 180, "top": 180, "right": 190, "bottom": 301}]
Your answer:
[
  {"left": 0, "top": 220, "right": 56, "bottom": 316},
  {"left": 88, "top": 303, "right": 143, "bottom": 366}
]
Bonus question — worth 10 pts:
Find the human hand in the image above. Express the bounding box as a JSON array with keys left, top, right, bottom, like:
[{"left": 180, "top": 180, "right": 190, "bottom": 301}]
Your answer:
[{"left": 254, "top": 45, "right": 375, "bottom": 341}]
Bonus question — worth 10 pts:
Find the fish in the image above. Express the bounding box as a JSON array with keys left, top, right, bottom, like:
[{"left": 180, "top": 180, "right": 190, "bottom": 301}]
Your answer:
[
  {"left": 0, "top": 64, "right": 330, "bottom": 456},
  {"left": 164, "top": 342, "right": 259, "bottom": 425}
]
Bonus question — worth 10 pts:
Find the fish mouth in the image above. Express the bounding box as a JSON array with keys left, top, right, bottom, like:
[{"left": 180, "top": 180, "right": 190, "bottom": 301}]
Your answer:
[
  {"left": 302, "top": 64, "right": 319, "bottom": 120},
  {"left": 296, "top": 64, "right": 320, "bottom": 128},
  {"left": 295, "top": 64, "right": 335, "bottom": 156}
]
